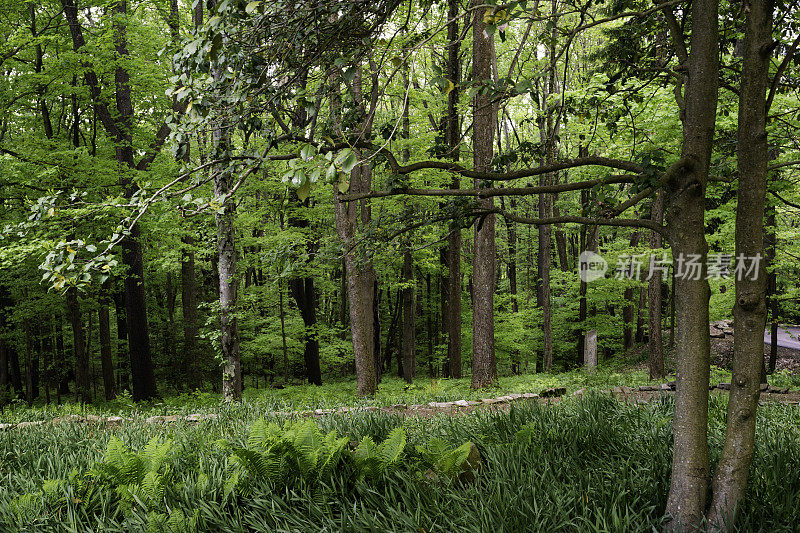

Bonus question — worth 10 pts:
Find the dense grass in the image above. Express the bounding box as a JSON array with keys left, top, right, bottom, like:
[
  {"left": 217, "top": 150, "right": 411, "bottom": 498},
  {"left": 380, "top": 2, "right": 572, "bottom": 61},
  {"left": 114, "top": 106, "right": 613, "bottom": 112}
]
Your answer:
[{"left": 2, "top": 391, "right": 800, "bottom": 532}]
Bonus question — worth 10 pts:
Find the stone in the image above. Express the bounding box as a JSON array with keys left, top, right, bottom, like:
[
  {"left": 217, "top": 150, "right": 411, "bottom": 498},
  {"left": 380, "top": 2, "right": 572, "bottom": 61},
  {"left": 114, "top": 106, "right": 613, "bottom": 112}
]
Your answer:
[
  {"left": 638, "top": 385, "right": 656, "bottom": 392},
  {"left": 391, "top": 404, "right": 408, "bottom": 410},
  {"left": 481, "top": 398, "right": 503, "bottom": 404},
  {"left": 573, "top": 388, "right": 586, "bottom": 397},
  {"left": 428, "top": 401, "right": 453, "bottom": 408},
  {"left": 0, "top": 424, "right": 15, "bottom": 430},
  {"left": 659, "top": 383, "right": 672, "bottom": 391},
  {"left": 185, "top": 414, "right": 204, "bottom": 422},
  {"left": 146, "top": 415, "right": 180, "bottom": 424},
  {"left": 17, "top": 421, "right": 44, "bottom": 428},
  {"left": 540, "top": 387, "right": 567, "bottom": 398},
  {"left": 521, "top": 393, "right": 539, "bottom": 399},
  {"left": 760, "top": 383, "right": 769, "bottom": 392},
  {"left": 506, "top": 393, "right": 523, "bottom": 400},
  {"left": 453, "top": 400, "right": 471, "bottom": 407},
  {"left": 718, "top": 382, "right": 731, "bottom": 390},
  {"left": 106, "top": 416, "right": 126, "bottom": 424},
  {"left": 584, "top": 329, "right": 598, "bottom": 370}
]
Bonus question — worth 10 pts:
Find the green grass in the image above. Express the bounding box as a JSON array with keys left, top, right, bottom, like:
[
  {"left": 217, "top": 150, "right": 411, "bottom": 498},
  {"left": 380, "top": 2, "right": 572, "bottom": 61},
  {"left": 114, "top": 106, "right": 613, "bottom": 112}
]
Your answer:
[{"left": 2, "top": 391, "right": 800, "bottom": 532}]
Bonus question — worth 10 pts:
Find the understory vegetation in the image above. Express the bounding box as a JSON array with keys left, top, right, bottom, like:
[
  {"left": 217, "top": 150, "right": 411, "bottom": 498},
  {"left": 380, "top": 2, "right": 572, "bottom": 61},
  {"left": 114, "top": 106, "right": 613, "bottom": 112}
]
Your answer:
[{"left": 2, "top": 394, "right": 799, "bottom": 532}]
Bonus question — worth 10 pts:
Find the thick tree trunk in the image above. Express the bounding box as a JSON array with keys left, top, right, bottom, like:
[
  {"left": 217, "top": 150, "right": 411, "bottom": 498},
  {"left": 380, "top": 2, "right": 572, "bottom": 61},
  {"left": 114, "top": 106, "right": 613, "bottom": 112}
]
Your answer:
[
  {"left": 470, "top": 0, "right": 497, "bottom": 388},
  {"left": 98, "top": 291, "right": 116, "bottom": 401},
  {"left": 664, "top": 0, "right": 718, "bottom": 525},
  {"left": 66, "top": 287, "right": 90, "bottom": 403},
  {"left": 648, "top": 192, "right": 666, "bottom": 379},
  {"left": 181, "top": 235, "right": 201, "bottom": 389},
  {"left": 708, "top": 1, "right": 772, "bottom": 526},
  {"left": 112, "top": 291, "right": 129, "bottom": 391}
]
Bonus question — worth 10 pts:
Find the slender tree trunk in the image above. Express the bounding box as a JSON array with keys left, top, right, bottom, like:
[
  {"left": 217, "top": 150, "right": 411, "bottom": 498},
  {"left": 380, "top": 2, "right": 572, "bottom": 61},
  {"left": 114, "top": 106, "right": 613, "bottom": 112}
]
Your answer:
[
  {"left": 623, "top": 232, "right": 642, "bottom": 350},
  {"left": 765, "top": 208, "right": 778, "bottom": 373},
  {"left": 664, "top": 0, "right": 719, "bottom": 525},
  {"left": 708, "top": 1, "right": 772, "bottom": 526},
  {"left": 445, "top": 0, "right": 462, "bottom": 379},
  {"left": 66, "top": 287, "right": 89, "bottom": 403},
  {"left": 98, "top": 289, "right": 116, "bottom": 400},
  {"left": 289, "top": 276, "right": 323, "bottom": 385},
  {"left": 181, "top": 235, "right": 201, "bottom": 389},
  {"left": 470, "top": 0, "right": 497, "bottom": 388},
  {"left": 649, "top": 192, "right": 666, "bottom": 379},
  {"left": 280, "top": 282, "right": 289, "bottom": 384},
  {"left": 402, "top": 247, "right": 415, "bottom": 383}
]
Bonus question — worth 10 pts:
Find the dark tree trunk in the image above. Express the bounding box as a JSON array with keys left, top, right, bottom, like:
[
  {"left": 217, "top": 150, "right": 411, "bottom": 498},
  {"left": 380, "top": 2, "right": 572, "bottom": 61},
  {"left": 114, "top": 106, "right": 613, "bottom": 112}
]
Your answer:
[
  {"left": 289, "top": 276, "right": 323, "bottom": 385},
  {"left": 708, "top": 1, "right": 772, "bottom": 526},
  {"left": 664, "top": 0, "right": 719, "bottom": 524},
  {"left": 444, "top": 0, "right": 463, "bottom": 379},
  {"left": 66, "top": 287, "right": 90, "bottom": 403},
  {"left": 112, "top": 291, "right": 129, "bottom": 391},
  {"left": 765, "top": 208, "right": 778, "bottom": 373}
]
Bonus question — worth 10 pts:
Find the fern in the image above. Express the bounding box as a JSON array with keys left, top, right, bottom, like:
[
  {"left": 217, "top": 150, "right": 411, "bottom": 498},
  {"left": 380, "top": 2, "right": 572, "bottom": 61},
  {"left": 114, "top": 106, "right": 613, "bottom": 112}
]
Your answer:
[{"left": 416, "top": 439, "right": 480, "bottom": 482}]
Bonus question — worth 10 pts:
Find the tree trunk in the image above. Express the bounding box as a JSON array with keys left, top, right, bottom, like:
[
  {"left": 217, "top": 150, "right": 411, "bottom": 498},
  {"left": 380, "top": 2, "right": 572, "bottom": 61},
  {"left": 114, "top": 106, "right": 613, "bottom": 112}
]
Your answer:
[
  {"left": 664, "top": 0, "right": 719, "bottom": 525},
  {"left": 98, "top": 290, "right": 116, "bottom": 400},
  {"left": 623, "top": 232, "right": 642, "bottom": 350},
  {"left": 470, "top": 0, "right": 497, "bottom": 388},
  {"left": 648, "top": 192, "right": 666, "bottom": 379},
  {"left": 66, "top": 287, "right": 89, "bottom": 403},
  {"left": 708, "top": 0, "right": 772, "bottom": 526},
  {"left": 289, "top": 276, "right": 323, "bottom": 385},
  {"left": 765, "top": 208, "right": 778, "bottom": 373},
  {"left": 112, "top": 291, "right": 129, "bottom": 391},
  {"left": 181, "top": 234, "right": 201, "bottom": 389},
  {"left": 401, "top": 246, "right": 415, "bottom": 383},
  {"left": 444, "top": 0, "right": 462, "bottom": 379}
]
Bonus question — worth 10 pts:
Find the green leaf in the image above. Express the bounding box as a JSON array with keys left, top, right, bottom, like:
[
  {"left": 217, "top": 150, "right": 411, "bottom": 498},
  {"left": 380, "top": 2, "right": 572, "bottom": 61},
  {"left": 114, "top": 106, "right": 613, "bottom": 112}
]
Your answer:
[
  {"left": 341, "top": 152, "right": 358, "bottom": 173},
  {"left": 245, "top": 1, "right": 261, "bottom": 14},
  {"left": 297, "top": 181, "right": 311, "bottom": 202}
]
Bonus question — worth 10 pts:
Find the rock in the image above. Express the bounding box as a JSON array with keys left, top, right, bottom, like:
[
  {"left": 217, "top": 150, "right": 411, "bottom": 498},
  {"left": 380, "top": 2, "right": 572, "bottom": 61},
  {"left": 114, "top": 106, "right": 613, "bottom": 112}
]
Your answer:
[
  {"left": 710, "top": 327, "right": 725, "bottom": 338},
  {"left": 573, "top": 388, "right": 586, "bottom": 397},
  {"left": 540, "top": 387, "right": 567, "bottom": 398},
  {"left": 659, "top": 383, "right": 672, "bottom": 391},
  {"left": 17, "top": 421, "right": 44, "bottom": 428},
  {"left": 767, "top": 386, "right": 790, "bottom": 394},
  {"left": 506, "top": 393, "right": 523, "bottom": 400},
  {"left": 146, "top": 415, "right": 180, "bottom": 424},
  {"left": 453, "top": 400, "right": 472, "bottom": 407},
  {"left": 522, "top": 393, "right": 539, "bottom": 399},
  {"left": 0, "top": 423, "right": 15, "bottom": 430},
  {"left": 106, "top": 416, "right": 126, "bottom": 424},
  {"left": 718, "top": 383, "right": 731, "bottom": 390},
  {"left": 481, "top": 398, "right": 503, "bottom": 404},
  {"left": 760, "top": 383, "right": 769, "bottom": 392},
  {"left": 428, "top": 401, "right": 454, "bottom": 408},
  {"left": 638, "top": 385, "right": 657, "bottom": 392},
  {"left": 391, "top": 404, "right": 408, "bottom": 410},
  {"left": 496, "top": 396, "right": 514, "bottom": 402},
  {"left": 364, "top": 406, "right": 379, "bottom": 412}
]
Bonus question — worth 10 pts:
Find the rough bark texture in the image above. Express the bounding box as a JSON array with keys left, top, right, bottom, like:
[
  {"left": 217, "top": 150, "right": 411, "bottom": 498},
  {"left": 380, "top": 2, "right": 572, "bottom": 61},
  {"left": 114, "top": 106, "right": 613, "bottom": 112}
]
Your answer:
[
  {"left": 332, "top": 65, "right": 378, "bottom": 396},
  {"left": 470, "top": 1, "right": 497, "bottom": 389},
  {"left": 664, "top": 0, "right": 718, "bottom": 525},
  {"left": 648, "top": 192, "right": 665, "bottom": 379},
  {"left": 289, "top": 275, "right": 323, "bottom": 385},
  {"left": 708, "top": 1, "right": 773, "bottom": 527}
]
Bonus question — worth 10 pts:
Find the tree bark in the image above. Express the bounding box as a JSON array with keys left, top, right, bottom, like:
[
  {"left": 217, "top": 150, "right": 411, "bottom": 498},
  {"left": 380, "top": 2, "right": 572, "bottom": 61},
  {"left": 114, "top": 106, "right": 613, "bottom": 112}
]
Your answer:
[
  {"left": 708, "top": 0, "right": 773, "bottom": 526},
  {"left": 765, "top": 207, "right": 778, "bottom": 373},
  {"left": 66, "top": 287, "right": 90, "bottom": 403},
  {"left": 401, "top": 245, "right": 415, "bottom": 383},
  {"left": 664, "top": 0, "right": 719, "bottom": 525},
  {"left": 470, "top": 0, "right": 497, "bottom": 388},
  {"left": 445, "top": 0, "right": 463, "bottom": 379},
  {"left": 648, "top": 192, "right": 665, "bottom": 379},
  {"left": 98, "top": 288, "right": 116, "bottom": 401},
  {"left": 289, "top": 275, "right": 323, "bottom": 385},
  {"left": 181, "top": 234, "right": 201, "bottom": 389}
]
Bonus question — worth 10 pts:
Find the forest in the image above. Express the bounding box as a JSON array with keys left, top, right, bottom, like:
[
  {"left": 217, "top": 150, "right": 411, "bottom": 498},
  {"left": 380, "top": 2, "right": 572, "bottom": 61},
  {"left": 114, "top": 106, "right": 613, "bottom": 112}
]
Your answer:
[{"left": 2, "top": 0, "right": 800, "bottom": 530}]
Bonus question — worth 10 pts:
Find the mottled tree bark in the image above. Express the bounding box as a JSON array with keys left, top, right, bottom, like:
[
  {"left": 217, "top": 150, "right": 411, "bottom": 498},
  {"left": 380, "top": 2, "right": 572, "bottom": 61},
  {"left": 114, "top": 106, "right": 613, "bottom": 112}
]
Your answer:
[
  {"left": 470, "top": 0, "right": 497, "bottom": 388},
  {"left": 664, "top": 0, "right": 718, "bottom": 525},
  {"left": 708, "top": 0, "right": 773, "bottom": 527},
  {"left": 648, "top": 192, "right": 665, "bottom": 379}
]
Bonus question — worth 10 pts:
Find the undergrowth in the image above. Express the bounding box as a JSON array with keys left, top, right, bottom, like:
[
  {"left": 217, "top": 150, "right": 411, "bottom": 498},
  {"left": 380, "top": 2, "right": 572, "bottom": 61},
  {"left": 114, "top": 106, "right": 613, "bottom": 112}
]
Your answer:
[{"left": 2, "top": 394, "right": 799, "bottom": 532}]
